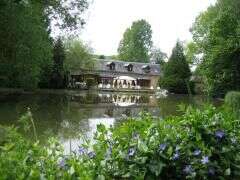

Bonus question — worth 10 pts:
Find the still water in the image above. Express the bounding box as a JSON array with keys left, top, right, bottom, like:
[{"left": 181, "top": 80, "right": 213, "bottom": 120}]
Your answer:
[{"left": 0, "top": 91, "right": 219, "bottom": 152}]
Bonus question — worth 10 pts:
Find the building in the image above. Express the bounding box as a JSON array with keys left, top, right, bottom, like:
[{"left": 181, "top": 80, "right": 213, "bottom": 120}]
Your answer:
[{"left": 69, "top": 60, "right": 161, "bottom": 91}]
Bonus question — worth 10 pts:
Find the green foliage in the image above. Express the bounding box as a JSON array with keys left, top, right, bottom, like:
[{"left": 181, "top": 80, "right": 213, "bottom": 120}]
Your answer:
[
  {"left": 185, "top": 41, "right": 200, "bottom": 64},
  {"left": 0, "top": 0, "right": 89, "bottom": 89},
  {"left": 0, "top": 126, "right": 7, "bottom": 146},
  {"left": 50, "top": 38, "right": 66, "bottom": 89},
  {"left": 150, "top": 47, "right": 167, "bottom": 65},
  {"left": 0, "top": 0, "right": 52, "bottom": 89},
  {"left": 190, "top": 0, "right": 240, "bottom": 97},
  {"left": 1, "top": 106, "right": 240, "bottom": 179},
  {"left": 18, "top": 108, "right": 38, "bottom": 142},
  {"left": 225, "top": 91, "right": 240, "bottom": 117},
  {"left": 98, "top": 55, "right": 106, "bottom": 59},
  {"left": 44, "top": 0, "right": 89, "bottom": 34},
  {"left": 118, "top": 19, "right": 153, "bottom": 62},
  {"left": 64, "top": 39, "right": 95, "bottom": 72},
  {"left": 160, "top": 41, "right": 192, "bottom": 94}
]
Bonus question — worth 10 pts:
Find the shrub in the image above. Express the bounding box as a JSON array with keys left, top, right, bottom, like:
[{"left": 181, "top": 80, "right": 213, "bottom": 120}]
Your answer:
[
  {"left": 0, "top": 106, "right": 240, "bottom": 179},
  {"left": 225, "top": 91, "right": 240, "bottom": 117}
]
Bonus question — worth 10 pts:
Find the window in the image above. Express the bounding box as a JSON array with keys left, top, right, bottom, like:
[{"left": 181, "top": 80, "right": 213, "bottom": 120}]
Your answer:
[
  {"left": 110, "top": 63, "right": 115, "bottom": 70},
  {"left": 124, "top": 64, "right": 133, "bottom": 71},
  {"left": 107, "top": 62, "right": 116, "bottom": 70},
  {"left": 128, "top": 64, "right": 133, "bottom": 71},
  {"left": 142, "top": 65, "right": 151, "bottom": 73}
]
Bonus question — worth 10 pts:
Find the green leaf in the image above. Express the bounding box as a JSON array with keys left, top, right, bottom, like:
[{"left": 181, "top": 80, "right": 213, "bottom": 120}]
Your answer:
[
  {"left": 148, "top": 162, "right": 165, "bottom": 176},
  {"left": 224, "top": 168, "right": 231, "bottom": 176},
  {"left": 69, "top": 166, "right": 75, "bottom": 175},
  {"left": 167, "top": 146, "right": 173, "bottom": 156},
  {"left": 97, "top": 175, "right": 105, "bottom": 180},
  {"left": 122, "top": 172, "right": 131, "bottom": 178},
  {"left": 138, "top": 140, "right": 148, "bottom": 153}
]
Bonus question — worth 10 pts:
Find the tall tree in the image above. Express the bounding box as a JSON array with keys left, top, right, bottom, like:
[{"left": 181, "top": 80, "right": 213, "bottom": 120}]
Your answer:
[
  {"left": 44, "top": 0, "right": 89, "bottom": 35},
  {"left": 190, "top": 0, "right": 240, "bottom": 97},
  {"left": 64, "top": 39, "right": 95, "bottom": 72},
  {"left": 118, "top": 19, "right": 153, "bottom": 62},
  {"left": 0, "top": 0, "right": 89, "bottom": 89},
  {"left": 160, "top": 41, "right": 192, "bottom": 94},
  {"left": 51, "top": 38, "right": 65, "bottom": 89},
  {"left": 150, "top": 47, "right": 167, "bottom": 65},
  {"left": 0, "top": 0, "right": 52, "bottom": 89}
]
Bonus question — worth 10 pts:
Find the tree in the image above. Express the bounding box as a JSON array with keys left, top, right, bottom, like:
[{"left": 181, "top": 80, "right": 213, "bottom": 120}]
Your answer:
[
  {"left": 0, "top": 0, "right": 89, "bottom": 89},
  {"left": 190, "top": 0, "right": 240, "bottom": 97},
  {"left": 99, "top": 55, "right": 105, "bottom": 59},
  {"left": 64, "top": 39, "right": 95, "bottom": 72},
  {"left": 0, "top": 0, "right": 52, "bottom": 89},
  {"left": 160, "top": 41, "right": 192, "bottom": 94},
  {"left": 118, "top": 19, "right": 153, "bottom": 62},
  {"left": 42, "top": 0, "right": 89, "bottom": 35},
  {"left": 50, "top": 38, "right": 66, "bottom": 89},
  {"left": 150, "top": 47, "right": 167, "bottom": 65}
]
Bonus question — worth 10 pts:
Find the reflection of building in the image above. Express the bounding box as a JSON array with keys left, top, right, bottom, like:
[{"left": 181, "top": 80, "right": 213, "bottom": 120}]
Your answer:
[
  {"left": 69, "top": 92, "right": 160, "bottom": 119},
  {"left": 70, "top": 92, "right": 157, "bottom": 107},
  {"left": 69, "top": 60, "right": 161, "bottom": 91}
]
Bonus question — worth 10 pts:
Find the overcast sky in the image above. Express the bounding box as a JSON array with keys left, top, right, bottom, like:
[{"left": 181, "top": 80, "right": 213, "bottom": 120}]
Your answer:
[{"left": 80, "top": 0, "right": 216, "bottom": 56}]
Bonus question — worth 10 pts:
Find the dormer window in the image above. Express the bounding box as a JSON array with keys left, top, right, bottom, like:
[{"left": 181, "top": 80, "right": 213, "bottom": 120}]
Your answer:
[
  {"left": 107, "top": 62, "right": 115, "bottom": 70},
  {"left": 142, "top": 65, "right": 151, "bottom": 73},
  {"left": 124, "top": 63, "right": 133, "bottom": 72}
]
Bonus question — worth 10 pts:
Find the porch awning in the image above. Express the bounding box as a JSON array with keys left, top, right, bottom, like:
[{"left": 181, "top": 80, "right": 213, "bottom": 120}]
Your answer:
[{"left": 114, "top": 76, "right": 136, "bottom": 81}]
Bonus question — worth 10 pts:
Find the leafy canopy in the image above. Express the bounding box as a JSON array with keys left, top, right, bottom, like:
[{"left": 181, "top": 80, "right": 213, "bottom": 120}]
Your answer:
[
  {"left": 0, "top": 1, "right": 52, "bottom": 89},
  {"left": 190, "top": 0, "right": 240, "bottom": 97},
  {"left": 64, "top": 39, "right": 95, "bottom": 72},
  {"left": 0, "top": 0, "right": 89, "bottom": 89},
  {"left": 50, "top": 38, "right": 66, "bottom": 89},
  {"left": 118, "top": 19, "right": 153, "bottom": 62}
]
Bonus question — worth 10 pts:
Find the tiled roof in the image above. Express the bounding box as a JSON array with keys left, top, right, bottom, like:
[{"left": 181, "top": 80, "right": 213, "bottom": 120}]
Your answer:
[{"left": 95, "top": 59, "right": 160, "bottom": 76}]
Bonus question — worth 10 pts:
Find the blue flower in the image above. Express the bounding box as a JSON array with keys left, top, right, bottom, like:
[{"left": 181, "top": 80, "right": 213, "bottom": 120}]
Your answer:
[
  {"left": 173, "top": 151, "right": 180, "bottom": 160},
  {"left": 58, "top": 158, "right": 66, "bottom": 169},
  {"left": 88, "top": 151, "right": 96, "bottom": 159},
  {"left": 159, "top": 143, "right": 167, "bottom": 151},
  {"left": 193, "top": 149, "right": 201, "bottom": 156},
  {"left": 183, "top": 165, "right": 193, "bottom": 174},
  {"left": 78, "top": 146, "right": 86, "bottom": 155},
  {"left": 215, "top": 130, "right": 225, "bottom": 139},
  {"left": 128, "top": 148, "right": 135, "bottom": 157},
  {"left": 201, "top": 156, "right": 209, "bottom": 164}
]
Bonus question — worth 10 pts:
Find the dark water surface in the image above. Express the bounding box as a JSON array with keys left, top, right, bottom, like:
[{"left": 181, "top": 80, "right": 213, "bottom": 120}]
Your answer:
[{"left": 0, "top": 91, "right": 220, "bottom": 152}]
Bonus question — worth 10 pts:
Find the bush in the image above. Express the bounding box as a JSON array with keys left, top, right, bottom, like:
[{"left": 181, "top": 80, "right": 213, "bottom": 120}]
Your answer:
[
  {"left": 1, "top": 106, "right": 240, "bottom": 179},
  {"left": 225, "top": 91, "right": 240, "bottom": 117}
]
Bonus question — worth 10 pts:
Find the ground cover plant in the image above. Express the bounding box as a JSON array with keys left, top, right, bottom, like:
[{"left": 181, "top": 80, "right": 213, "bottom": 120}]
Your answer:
[
  {"left": 0, "top": 105, "right": 240, "bottom": 179},
  {"left": 224, "top": 91, "right": 240, "bottom": 118}
]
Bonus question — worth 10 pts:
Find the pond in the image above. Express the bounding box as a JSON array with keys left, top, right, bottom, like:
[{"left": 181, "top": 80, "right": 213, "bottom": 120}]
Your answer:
[{"left": 0, "top": 91, "right": 220, "bottom": 153}]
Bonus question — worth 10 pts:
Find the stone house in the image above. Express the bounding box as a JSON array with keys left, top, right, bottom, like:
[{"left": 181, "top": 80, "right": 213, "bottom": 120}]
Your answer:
[{"left": 69, "top": 60, "right": 161, "bottom": 91}]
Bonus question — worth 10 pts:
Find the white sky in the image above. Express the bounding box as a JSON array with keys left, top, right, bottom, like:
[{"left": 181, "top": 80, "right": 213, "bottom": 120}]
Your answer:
[{"left": 80, "top": 0, "right": 216, "bottom": 56}]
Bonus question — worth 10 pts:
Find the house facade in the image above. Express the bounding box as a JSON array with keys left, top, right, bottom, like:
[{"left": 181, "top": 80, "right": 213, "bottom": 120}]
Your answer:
[{"left": 69, "top": 60, "right": 161, "bottom": 91}]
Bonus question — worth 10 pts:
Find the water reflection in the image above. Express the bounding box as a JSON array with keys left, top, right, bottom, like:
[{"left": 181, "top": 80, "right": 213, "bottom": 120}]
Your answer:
[{"left": 0, "top": 92, "right": 220, "bottom": 152}]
